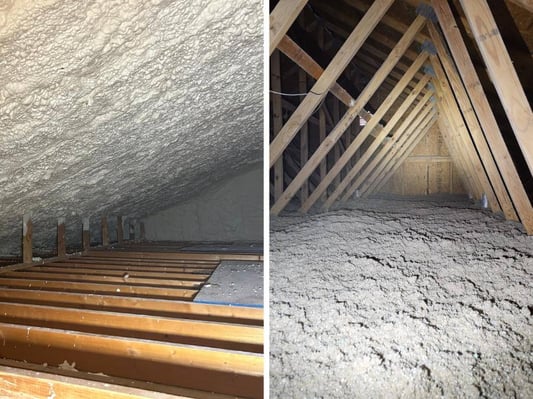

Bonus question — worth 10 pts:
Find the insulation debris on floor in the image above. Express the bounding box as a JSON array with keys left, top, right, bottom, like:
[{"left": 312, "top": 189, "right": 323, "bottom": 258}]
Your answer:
[{"left": 270, "top": 196, "right": 533, "bottom": 399}]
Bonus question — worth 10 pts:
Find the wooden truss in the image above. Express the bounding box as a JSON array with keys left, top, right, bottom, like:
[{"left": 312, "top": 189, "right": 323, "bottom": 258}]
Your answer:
[{"left": 269, "top": 0, "right": 533, "bottom": 235}]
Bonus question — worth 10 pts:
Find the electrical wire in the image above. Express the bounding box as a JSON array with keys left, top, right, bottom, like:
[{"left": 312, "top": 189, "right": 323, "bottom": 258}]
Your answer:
[{"left": 269, "top": 89, "right": 326, "bottom": 97}]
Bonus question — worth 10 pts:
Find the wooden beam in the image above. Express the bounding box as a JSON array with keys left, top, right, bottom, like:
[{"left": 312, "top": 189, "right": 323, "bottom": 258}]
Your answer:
[
  {"left": 405, "top": 156, "right": 452, "bottom": 163},
  {"left": 117, "top": 216, "right": 124, "bottom": 244},
  {"left": 101, "top": 216, "right": 109, "bottom": 246},
  {"left": 0, "top": 287, "right": 262, "bottom": 325},
  {"left": 271, "top": 15, "right": 427, "bottom": 215},
  {"left": 507, "top": 0, "right": 533, "bottom": 18},
  {"left": 0, "top": 301, "right": 262, "bottom": 352},
  {"left": 82, "top": 217, "right": 90, "bottom": 252},
  {"left": 431, "top": 57, "right": 497, "bottom": 207},
  {"left": 270, "top": 0, "right": 308, "bottom": 55},
  {"left": 140, "top": 222, "right": 146, "bottom": 241},
  {"left": 57, "top": 217, "right": 66, "bottom": 258},
  {"left": 360, "top": 104, "right": 436, "bottom": 196},
  {"left": 428, "top": 23, "right": 518, "bottom": 220},
  {"left": 269, "top": 0, "right": 394, "bottom": 167},
  {"left": 27, "top": 266, "right": 209, "bottom": 280},
  {"left": 271, "top": 49, "right": 284, "bottom": 201},
  {"left": 302, "top": 52, "right": 430, "bottom": 212},
  {"left": 22, "top": 213, "right": 32, "bottom": 264},
  {"left": 86, "top": 250, "right": 263, "bottom": 262},
  {"left": 458, "top": 0, "right": 533, "bottom": 176},
  {"left": 337, "top": 84, "right": 434, "bottom": 206},
  {"left": 432, "top": 0, "right": 533, "bottom": 234},
  {"left": 0, "top": 322, "right": 262, "bottom": 398}
]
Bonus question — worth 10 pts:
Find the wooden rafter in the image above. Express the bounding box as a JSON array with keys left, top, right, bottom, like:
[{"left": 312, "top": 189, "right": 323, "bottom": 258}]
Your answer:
[
  {"left": 301, "top": 52, "right": 430, "bottom": 212},
  {"left": 458, "top": 0, "right": 533, "bottom": 176},
  {"left": 270, "top": 0, "right": 308, "bottom": 55},
  {"left": 432, "top": 0, "right": 533, "bottom": 234},
  {"left": 271, "top": 14, "right": 427, "bottom": 215},
  {"left": 428, "top": 22, "right": 518, "bottom": 221},
  {"left": 270, "top": 0, "right": 395, "bottom": 167}
]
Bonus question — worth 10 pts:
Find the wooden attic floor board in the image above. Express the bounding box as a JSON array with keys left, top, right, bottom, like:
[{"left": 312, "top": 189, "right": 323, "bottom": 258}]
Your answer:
[{"left": 0, "top": 246, "right": 264, "bottom": 399}]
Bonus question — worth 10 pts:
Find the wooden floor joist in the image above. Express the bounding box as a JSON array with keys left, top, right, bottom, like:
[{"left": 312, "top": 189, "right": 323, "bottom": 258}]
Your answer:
[{"left": 0, "top": 245, "right": 264, "bottom": 398}]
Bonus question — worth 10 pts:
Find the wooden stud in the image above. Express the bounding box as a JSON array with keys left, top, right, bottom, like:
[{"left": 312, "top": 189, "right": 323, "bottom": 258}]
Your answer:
[
  {"left": 117, "top": 216, "right": 124, "bottom": 244},
  {"left": 22, "top": 213, "right": 32, "bottom": 264},
  {"left": 57, "top": 217, "right": 66, "bottom": 258},
  {"left": 459, "top": 0, "right": 533, "bottom": 175},
  {"left": 428, "top": 23, "right": 518, "bottom": 221},
  {"left": 338, "top": 83, "right": 434, "bottom": 205},
  {"left": 432, "top": 0, "right": 533, "bottom": 233},
  {"left": 271, "top": 16, "right": 427, "bottom": 215},
  {"left": 82, "top": 217, "right": 90, "bottom": 252},
  {"left": 298, "top": 68, "right": 309, "bottom": 205},
  {"left": 271, "top": 50, "right": 284, "bottom": 201},
  {"left": 269, "top": 0, "right": 395, "bottom": 167},
  {"left": 302, "top": 52, "right": 430, "bottom": 212},
  {"left": 101, "top": 216, "right": 109, "bottom": 246},
  {"left": 140, "top": 222, "right": 146, "bottom": 241},
  {"left": 269, "top": 0, "right": 308, "bottom": 55}
]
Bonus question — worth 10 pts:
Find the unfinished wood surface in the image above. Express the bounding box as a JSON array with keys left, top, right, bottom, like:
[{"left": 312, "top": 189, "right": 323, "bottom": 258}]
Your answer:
[
  {"left": 0, "top": 322, "right": 262, "bottom": 398},
  {"left": 0, "top": 301, "right": 262, "bottom": 352},
  {"left": 428, "top": 22, "right": 518, "bottom": 221},
  {"left": 430, "top": 55, "right": 500, "bottom": 212},
  {"left": 269, "top": 0, "right": 308, "bottom": 55},
  {"left": 82, "top": 217, "right": 90, "bottom": 252},
  {"left": 339, "top": 87, "right": 434, "bottom": 204},
  {"left": 271, "top": 15, "right": 426, "bottom": 214},
  {"left": 140, "top": 222, "right": 146, "bottom": 241},
  {"left": 86, "top": 249, "right": 263, "bottom": 262},
  {"left": 432, "top": 0, "right": 533, "bottom": 234},
  {"left": 508, "top": 0, "right": 533, "bottom": 13},
  {"left": 22, "top": 213, "right": 32, "bottom": 264},
  {"left": 362, "top": 107, "right": 436, "bottom": 196},
  {"left": 57, "top": 218, "right": 66, "bottom": 258},
  {"left": 313, "top": 59, "right": 431, "bottom": 210},
  {"left": 0, "top": 288, "right": 262, "bottom": 325},
  {"left": 117, "top": 216, "right": 124, "bottom": 244},
  {"left": 298, "top": 68, "right": 309, "bottom": 204},
  {"left": 269, "top": 0, "right": 394, "bottom": 167},
  {"left": 102, "top": 216, "right": 109, "bottom": 246},
  {"left": 271, "top": 49, "right": 284, "bottom": 201},
  {"left": 459, "top": 0, "right": 533, "bottom": 176},
  {"left": 0, "top": 245, "right": 264, "bottom": 398},
  {"left": 370, "top": 117, "right": 438, "bottom": 195}
]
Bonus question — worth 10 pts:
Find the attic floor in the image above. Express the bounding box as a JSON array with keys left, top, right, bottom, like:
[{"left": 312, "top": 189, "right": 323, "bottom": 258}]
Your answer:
[{"left": 270, "top": 196, "right": 533, "bottom": 398}]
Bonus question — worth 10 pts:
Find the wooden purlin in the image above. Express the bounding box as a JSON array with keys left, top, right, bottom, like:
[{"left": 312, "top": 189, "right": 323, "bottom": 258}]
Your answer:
[
  {"left": 338, "top": 81, "right": 434, "bottom": 205},
  {"left": 428, "top": 22, "right": 518, "bottom": 221},
  {"left": 301, "top": 52, "right": 430, "bottom": 212},
  {"left": 271, "top": 15, "right": 427, "bottom": 215},
  {"left": 459, "top": 0, "right": 533, "bottom": 176},
  {"left": 0, "top": 248, "right": 264, "bottom": 398},
  {"left": 269, "top": 0, "right": 308, "bottom": 55},
  {"left": 269, "top": 0, "right": 394, "bottom": 167},
  {"left": 298, "top": 68, "right": 309, "bottom": 204},
  {"left": 431, "top": 0, "right": 533, "bottom": 234},
  {"left": 370, "top": 116, "right": 438, "bottom": 196},
  {"left": 361, "top": 104, "right": 436, "bottom": 196}
]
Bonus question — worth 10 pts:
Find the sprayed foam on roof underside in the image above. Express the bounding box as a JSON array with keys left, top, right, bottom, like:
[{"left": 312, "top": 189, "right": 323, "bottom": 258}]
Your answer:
[{"left": 0, "top": 0, "right": 262, "bottom": 254}]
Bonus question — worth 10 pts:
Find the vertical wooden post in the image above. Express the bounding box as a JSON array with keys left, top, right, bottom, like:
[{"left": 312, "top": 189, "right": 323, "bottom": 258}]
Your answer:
[
  {"left": 82, "top": 217, "right": 90, "bottom": 252},
  {"left": 117, "top": 216, "right": 123, "bottom": 244},
  {"left": 57, "top": 217, "right": 66, "bottom": 257},
  {"left": 298, "top": 68, "right": 309, "bottom": 205},
  {"left": 271, "top": 50, "right": 284, "bottom": 201},
  {"left": 101, "top": 216, "right": 109, "bottom": 246},
  {"left": 140, "top": 222, "right": 146, "bottom": 241},
  {"left": 22, "top": 213, "right": 32, "bottom": 264},
  {"left": 129, "top": 221, "right": 135, "bottom": 241},
  {"left": 332, "top": 98, "right": 341, "bottom": 189}
]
